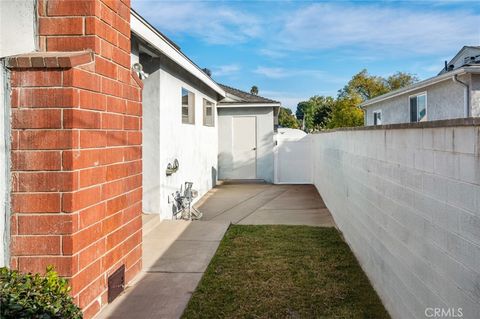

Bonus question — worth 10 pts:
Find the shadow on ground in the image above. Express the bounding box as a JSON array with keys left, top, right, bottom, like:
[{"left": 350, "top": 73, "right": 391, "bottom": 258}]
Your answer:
[{"left": 97, "top": 183, "right": 335, "bottom": 318}]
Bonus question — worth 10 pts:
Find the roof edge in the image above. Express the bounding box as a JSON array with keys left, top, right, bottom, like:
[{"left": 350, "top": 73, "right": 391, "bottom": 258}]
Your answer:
[{"left": 130, "top": 9, "right": 225, "bottom": 98}]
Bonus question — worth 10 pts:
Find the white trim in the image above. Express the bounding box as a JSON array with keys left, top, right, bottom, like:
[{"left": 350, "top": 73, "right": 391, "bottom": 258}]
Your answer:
[
  {"left": 218, "top": 103, "right": 281, "bottom": 108},
  {"left": 361, "top": 66, "right": 480, "bottom": 107},
  {"left": 130, "top": 10, "right": 225, "bottom": 98},
  {"left": 203, "top": 98, "right": 215, "bottom": 127},
  {"left": 408, "top": 91, "right": 427, "bottom": 122}
]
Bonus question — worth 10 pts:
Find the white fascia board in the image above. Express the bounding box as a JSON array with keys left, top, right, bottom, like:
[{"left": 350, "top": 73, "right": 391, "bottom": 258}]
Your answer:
[
  {"left": 217, "top": 103, "right": 281, "bottom": 108},
  {"left": 361, "top": 66, "right": 480, "bottom": 108},
  {"left": 130, "top": 11, "right": 225, "bottom": 98}
]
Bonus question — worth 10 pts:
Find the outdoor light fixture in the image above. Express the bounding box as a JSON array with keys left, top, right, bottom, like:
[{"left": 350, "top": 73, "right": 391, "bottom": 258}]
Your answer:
[
  {"left": 166, "top": 159, "right": 179, "bottom": 176},
  {"left": 132, "top": 62, "right": 149, "bottom": 79}
]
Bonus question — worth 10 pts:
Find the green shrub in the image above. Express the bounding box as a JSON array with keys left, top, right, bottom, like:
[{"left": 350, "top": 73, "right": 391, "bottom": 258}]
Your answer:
[{"left": 0, "top": 266, "right": 83, "bottom": 319}]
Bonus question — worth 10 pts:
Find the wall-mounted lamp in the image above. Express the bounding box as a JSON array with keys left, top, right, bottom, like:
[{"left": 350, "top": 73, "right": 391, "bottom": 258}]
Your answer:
[{"left": 166, "top": 159, "right": 179, "bottom": 176}]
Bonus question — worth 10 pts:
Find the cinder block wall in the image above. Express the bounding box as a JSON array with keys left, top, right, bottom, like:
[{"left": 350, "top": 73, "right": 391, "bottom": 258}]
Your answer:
[
  {"left": 7, "top": 1, "right": 142, "bottom": 318},
  {"left": 312, "top": 124, "right": 480, "bottom": 318}
]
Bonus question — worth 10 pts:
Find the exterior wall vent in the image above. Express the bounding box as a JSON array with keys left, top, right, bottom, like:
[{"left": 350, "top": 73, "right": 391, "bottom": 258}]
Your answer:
[{"left": 108, "top": 265, "right": 125, "bottom": 303}]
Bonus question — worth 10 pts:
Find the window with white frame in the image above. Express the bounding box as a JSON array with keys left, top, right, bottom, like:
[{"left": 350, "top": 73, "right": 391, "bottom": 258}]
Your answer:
[
  {"left": 373, "top": 110, "right": 382, "bottom": 125},
  {"left": 203, "top": 98, "right": 215, "bottom": 127},
  {"left": 182, "top": 88, "right": 195, "bottom": 124},
  {"left": 409, "top": 93, "right": 427, "bottom": 122}
]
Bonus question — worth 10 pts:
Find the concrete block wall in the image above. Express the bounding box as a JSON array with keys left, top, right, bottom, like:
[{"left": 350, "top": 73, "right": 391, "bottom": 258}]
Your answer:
[
  {"left": 312, "top": 124, "right": 480, "bottom": 318},
  {"left": 6, "top": 1, "right": 142, "bottom": 318}
]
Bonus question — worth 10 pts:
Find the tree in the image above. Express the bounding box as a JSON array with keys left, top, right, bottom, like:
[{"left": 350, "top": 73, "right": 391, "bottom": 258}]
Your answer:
[
  {"left": 327, "top": 69, "right": 418, "bottom": 129},
  {"left": 338, "top": 69, "right": 388, "bottom": 102},
  {"left": 295, "top": 96, "right": 334, "bottom": 132},
  {"left": 278, "top": 107, "right": 300, "bottom": 129},
  {"left": 338, "top": 69, "right": 418, "bottom": 104},
  {"left": 250, "top": 85, "right": 258, "bottom": 95},
  {"left": 295, "top": 69, "right": 418, "bottom": 130},
  {"left": 386, "top": 72, "right": 419, "bottom": 91},
  {"left": 326, "top": 97, "right": 364, "bottom": 129}
]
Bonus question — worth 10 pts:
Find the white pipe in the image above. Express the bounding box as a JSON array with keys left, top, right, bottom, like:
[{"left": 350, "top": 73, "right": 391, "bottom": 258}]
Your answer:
[{"left": 453, "top": 74, "right": 470, "bottom": 117}]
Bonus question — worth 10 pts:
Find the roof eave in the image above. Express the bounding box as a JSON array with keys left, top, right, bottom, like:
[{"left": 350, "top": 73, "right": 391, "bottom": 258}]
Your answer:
[
  {"left": 130, "top": 10, "right": 226, "bottom": 98},
  {"left": 217, "top": 102, "right": 281, "bottom": 108}
]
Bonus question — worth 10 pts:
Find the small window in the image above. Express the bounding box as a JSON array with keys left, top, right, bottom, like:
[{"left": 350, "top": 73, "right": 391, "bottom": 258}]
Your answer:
[
  {"left": 182, "top": 88, "right": 195, "bottom": 124},
  {"left": 409, "top": 93, "right": 427, "bottom": 123},
  {"left": 373, "top": 110, "right": 382, "bottom": 125},
  {"left": 203, "top": 99, "right": 215, "bottom": 127}
]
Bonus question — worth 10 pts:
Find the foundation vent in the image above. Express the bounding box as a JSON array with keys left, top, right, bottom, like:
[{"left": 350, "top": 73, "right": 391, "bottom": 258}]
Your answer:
[{"left": 108, "top": 265, "right": 125, "bottom": 303}]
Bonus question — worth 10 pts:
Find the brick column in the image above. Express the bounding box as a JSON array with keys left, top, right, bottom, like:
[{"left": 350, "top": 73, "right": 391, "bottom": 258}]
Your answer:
[{"left": 7, "top": 1, "right": 142, "bottom": 318}]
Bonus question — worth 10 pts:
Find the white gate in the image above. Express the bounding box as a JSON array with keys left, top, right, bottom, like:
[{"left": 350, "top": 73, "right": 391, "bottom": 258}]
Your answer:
[{"left": 274, "top": 128, "right": 313, "bottom": 184}]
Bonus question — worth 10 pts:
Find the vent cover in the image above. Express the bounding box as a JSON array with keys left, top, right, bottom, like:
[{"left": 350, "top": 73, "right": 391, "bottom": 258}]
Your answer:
[{"left": 108, "top": 265, "right": 125, "bottom": 303}]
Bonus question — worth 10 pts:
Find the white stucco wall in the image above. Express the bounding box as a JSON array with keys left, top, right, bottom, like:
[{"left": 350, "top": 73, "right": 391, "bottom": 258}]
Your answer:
[
  {"left": 142, "top": 60, "right": 218, "bottom": 220},
  {"left": 471, "top": 74, "right": 480, "bottom": 117},
  {"left": 312, "top": 126, "right": 480, "bottom": 319},
  {"left": 218, "top": 107, "right": 275, "bottom": 182},
  {"left": 0, "top": 0, "right": 36, "bottom": 58},
  {"left": 0, "top": 64, "right": 6, "bottom": 266}
]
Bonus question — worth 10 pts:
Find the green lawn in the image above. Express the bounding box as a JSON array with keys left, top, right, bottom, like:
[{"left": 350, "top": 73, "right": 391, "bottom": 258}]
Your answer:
[{"left": 183, "top": 225, "right": 390, "bottom": 319}]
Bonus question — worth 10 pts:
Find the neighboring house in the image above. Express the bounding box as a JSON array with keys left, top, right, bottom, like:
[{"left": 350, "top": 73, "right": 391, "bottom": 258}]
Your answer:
[
  {"left": 362, "top": 46, "right": 480, "bottom": 126},
  {"left": 217, "top": 85, "right": 281, "bottom": 183},
  {"left": 130, "top": 11, "right": 226, "bottom": 219}
]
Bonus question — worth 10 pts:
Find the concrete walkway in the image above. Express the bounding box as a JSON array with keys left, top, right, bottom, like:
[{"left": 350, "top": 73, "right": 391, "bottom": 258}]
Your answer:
[
  {"left": 198, "top": 182, "right": 335, "bottom": 227},
  {"left": 97, "top": 219, "right": 229, "bottom": 319},
  {"left": 97, "top": 183, "right": 334, "bottom": 319}
]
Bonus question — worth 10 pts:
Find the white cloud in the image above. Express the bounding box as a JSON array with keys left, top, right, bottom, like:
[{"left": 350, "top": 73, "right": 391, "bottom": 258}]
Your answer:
[
  {"left": 212, "top": 64, "right": 240, "bottom": 77},
  {"left": 258, "top": 48, "right": 286, "bottom": 58},
  {"left": 275, "top": 3, "right": 480, "bottom": 55},
  {"left": 132, "top": 1, "right": 261, "bottom": 45},
  {"left": 254, "top": 66, "right": 325, "bottom": 79},
  {"left": 254, "top": 67, "right": 289, "bottom": 79}
]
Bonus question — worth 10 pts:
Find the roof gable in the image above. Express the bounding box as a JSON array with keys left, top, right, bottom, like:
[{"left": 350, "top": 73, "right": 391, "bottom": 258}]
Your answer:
[
  {"left": 439, "top": 46, "right": 480, "bottom": 74},
  {"left": 218, "top": 84, "right": 280, "bottom": 104}
]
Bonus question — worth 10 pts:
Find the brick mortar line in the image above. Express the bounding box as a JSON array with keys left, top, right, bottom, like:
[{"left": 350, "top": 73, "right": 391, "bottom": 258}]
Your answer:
[{"left": 71, "top": 228, "right": 142, "bottom": 298}]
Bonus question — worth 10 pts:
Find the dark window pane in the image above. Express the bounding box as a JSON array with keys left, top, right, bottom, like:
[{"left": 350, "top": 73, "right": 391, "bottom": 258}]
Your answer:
[{"left": 410, "top": 97, "right": 417, "bottom": 122}]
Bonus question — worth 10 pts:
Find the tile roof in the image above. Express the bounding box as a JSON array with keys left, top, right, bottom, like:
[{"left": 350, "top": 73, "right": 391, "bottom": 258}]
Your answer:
[{"left": 219, "top": 84, "right": 280, "bottom": 104}]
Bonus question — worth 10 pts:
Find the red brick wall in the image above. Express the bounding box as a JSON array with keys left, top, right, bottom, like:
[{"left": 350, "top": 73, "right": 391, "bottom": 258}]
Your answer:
[{"left": 8, "top": 1, "right": 142, "bottom": 317}]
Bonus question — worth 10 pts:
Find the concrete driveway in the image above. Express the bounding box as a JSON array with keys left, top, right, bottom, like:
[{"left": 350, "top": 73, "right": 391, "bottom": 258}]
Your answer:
[
  {"left": 97, "top": 183, "right": 334, "bottom": 319},
  {"left": 198, "top": 182, "right": 335, "bottom": 227}
]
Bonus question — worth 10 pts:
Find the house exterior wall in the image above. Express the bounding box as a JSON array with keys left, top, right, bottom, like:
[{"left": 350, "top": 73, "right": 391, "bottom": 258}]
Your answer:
[
  {"left": 141, "top": 58, "right": 161, "bottom": 216},
  {"left": 312, "top": 124, "right": 480, "bottom": 319},
  {"left": 141, "top": 56, "right": 219, "bottom": 219},
  {"left": 6, "top": 1, "right": 143, "bottom": 318},
  {"left": 0, "top": 0, "right": 37, "bottom": 58},
  {"left": 218, "top": 107, "right": 274, "bottom": 182},
  {"left": 364, "top": 75, "right": 468, "bottom": 125},
  {"left": 471, "top": 74, "right": 480, "bottom": 117}
]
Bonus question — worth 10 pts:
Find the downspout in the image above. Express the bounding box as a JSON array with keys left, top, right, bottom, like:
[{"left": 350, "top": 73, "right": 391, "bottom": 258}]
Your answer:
[{"left": 453, "top": 74, "right": 470, "bottom": 117}]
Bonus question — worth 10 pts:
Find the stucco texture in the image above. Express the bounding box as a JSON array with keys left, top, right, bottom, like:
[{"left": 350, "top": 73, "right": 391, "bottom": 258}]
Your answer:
[
  {"left": 218, "top": 107, "right": 275, "bottom": 183},
  {"left": 142, "top": 56, "right": 219, "bottom": 219}
]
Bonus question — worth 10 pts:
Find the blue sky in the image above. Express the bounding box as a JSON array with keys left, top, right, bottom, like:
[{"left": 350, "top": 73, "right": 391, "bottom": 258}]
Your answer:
[{"left": 132, "top": 0, "right": 480, "bottom": 110}]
